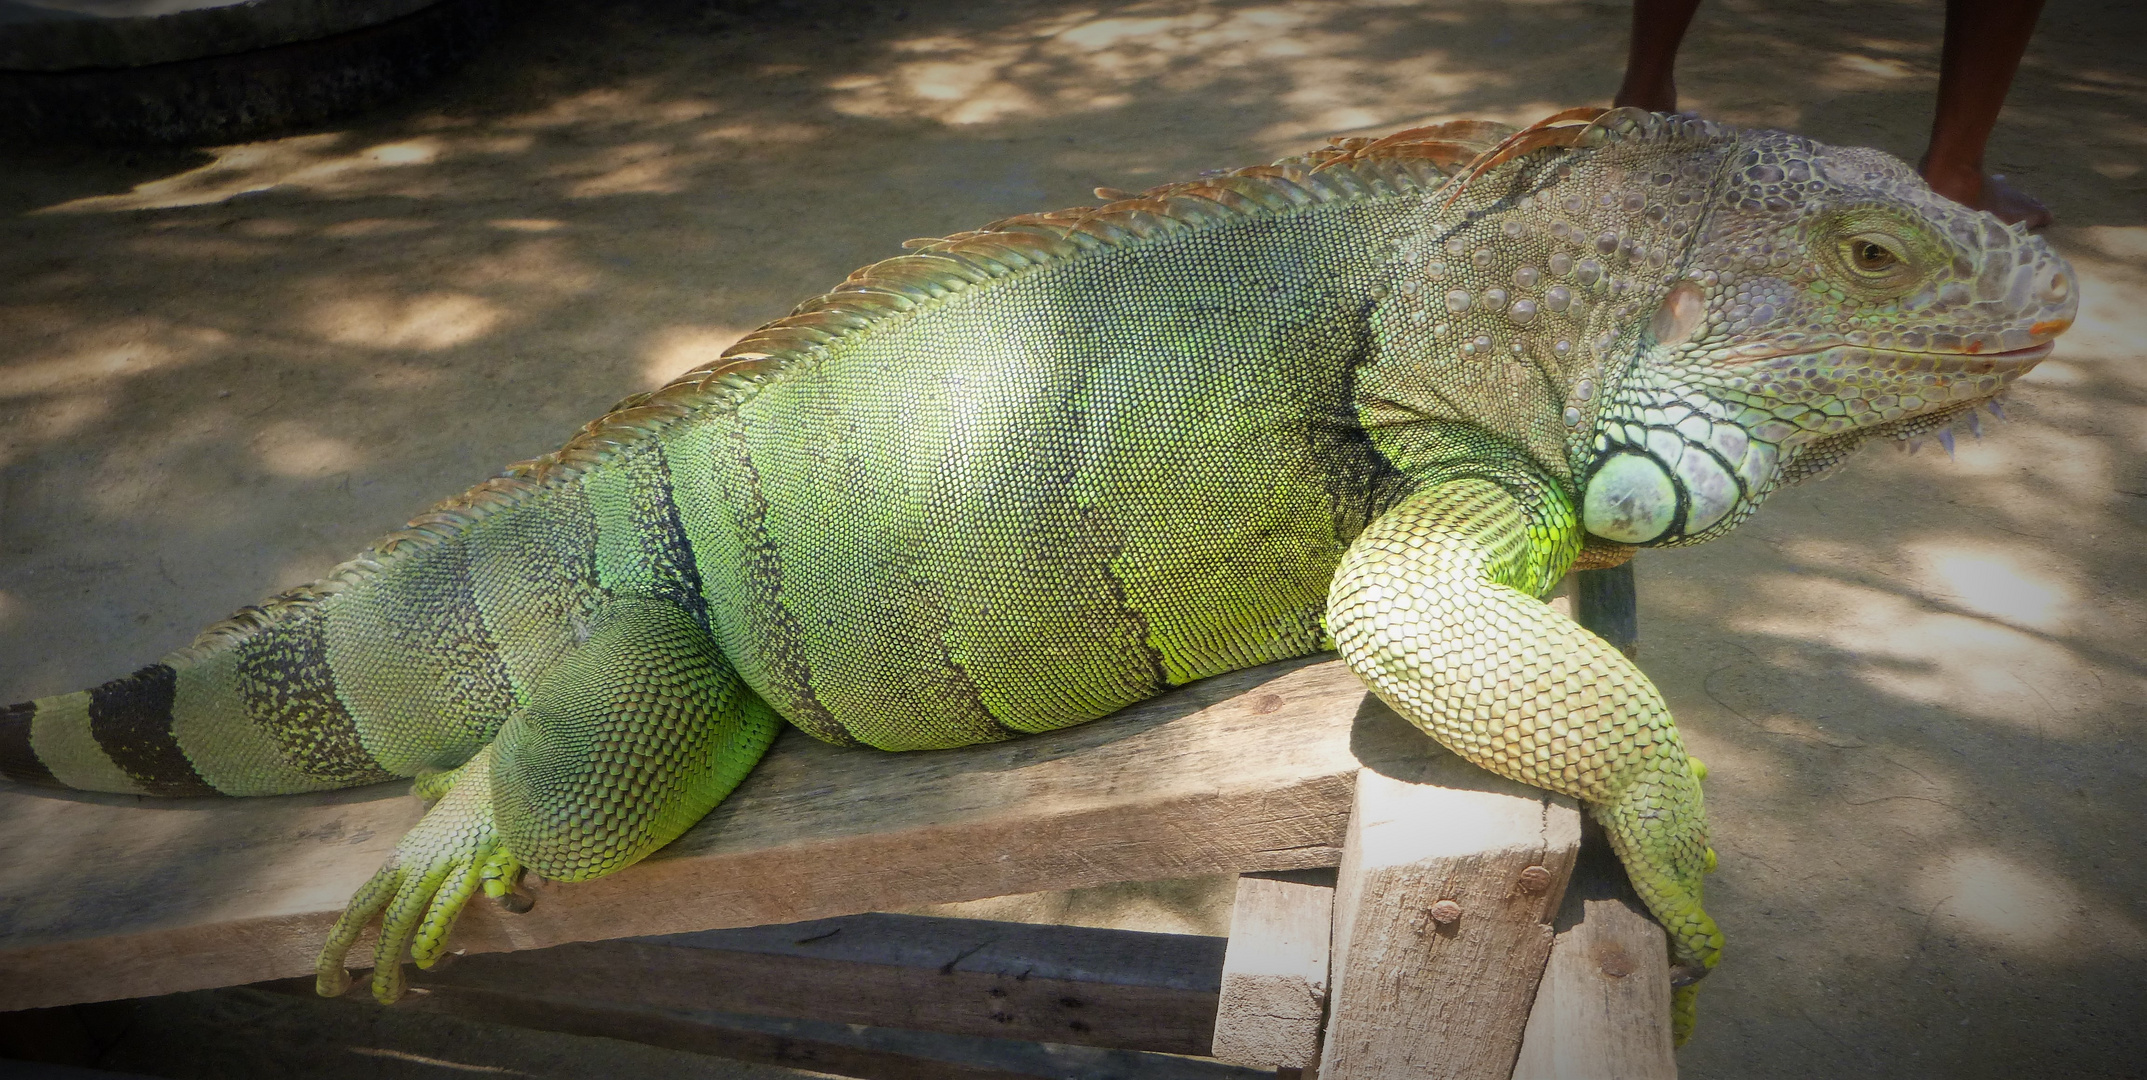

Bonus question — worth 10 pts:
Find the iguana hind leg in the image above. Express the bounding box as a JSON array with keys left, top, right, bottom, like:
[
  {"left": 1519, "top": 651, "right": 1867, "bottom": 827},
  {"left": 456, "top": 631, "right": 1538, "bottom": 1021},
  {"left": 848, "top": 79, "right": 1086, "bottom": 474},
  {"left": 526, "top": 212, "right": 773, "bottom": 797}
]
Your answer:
[
  {"left": 316, "top": 596, "right": 782, "bottom": 1003},
  {"left": 1326, "top": 476, "right": 1722, "bottom": 1044}
]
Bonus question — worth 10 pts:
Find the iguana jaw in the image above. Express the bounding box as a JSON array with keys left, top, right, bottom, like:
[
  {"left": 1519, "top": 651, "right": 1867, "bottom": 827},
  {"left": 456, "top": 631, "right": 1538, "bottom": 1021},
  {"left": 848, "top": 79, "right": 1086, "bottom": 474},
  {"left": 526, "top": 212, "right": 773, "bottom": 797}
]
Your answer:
[
  {"left": 1578, "top": 333, "right": 2060, "bottom": 548},
  {"left": 1773, "top": 339, "right": 2055, "bottom": 476}
]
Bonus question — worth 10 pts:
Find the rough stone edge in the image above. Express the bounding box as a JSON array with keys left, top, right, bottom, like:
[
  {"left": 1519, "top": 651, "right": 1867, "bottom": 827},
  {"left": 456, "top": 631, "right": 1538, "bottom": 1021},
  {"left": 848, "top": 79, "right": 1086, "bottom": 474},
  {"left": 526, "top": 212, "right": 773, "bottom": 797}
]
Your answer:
[
  {"left": 0, "top": 0, "right": 444, "bottom": 72},
  {"left": 0, "top": 0, "right": 501, "bottom": 145}
]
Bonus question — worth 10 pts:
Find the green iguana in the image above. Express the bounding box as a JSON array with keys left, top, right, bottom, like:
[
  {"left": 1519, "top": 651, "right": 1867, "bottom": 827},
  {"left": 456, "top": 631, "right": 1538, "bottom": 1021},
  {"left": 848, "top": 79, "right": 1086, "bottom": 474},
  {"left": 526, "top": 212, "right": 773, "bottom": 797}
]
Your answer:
[{"left": 0, "top": 108, "right": 2076, "bottom": 1042}]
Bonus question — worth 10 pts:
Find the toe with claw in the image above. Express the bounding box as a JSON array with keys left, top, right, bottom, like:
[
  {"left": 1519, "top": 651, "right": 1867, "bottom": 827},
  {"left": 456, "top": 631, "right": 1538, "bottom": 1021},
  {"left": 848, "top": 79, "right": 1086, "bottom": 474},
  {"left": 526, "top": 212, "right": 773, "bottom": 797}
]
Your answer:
[{"left": 316, "top": 744, "right": 522, "bottom": 1003}]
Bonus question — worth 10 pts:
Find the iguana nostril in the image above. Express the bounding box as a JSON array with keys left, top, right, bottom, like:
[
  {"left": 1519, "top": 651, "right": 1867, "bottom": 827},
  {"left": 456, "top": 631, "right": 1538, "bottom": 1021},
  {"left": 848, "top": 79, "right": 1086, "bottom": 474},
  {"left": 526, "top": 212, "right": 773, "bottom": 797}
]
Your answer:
[{"left": 2042, "top": 270, "right": 2070, "bottom": 303}]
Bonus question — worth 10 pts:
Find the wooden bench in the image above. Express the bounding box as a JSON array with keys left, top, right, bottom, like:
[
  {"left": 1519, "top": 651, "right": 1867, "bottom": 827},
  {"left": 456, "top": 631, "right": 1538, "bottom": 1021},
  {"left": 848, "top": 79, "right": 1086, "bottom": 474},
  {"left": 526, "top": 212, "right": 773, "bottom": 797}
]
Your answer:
[{"left": 0, "top": 570, "right": 1670, "bottom": 1079}]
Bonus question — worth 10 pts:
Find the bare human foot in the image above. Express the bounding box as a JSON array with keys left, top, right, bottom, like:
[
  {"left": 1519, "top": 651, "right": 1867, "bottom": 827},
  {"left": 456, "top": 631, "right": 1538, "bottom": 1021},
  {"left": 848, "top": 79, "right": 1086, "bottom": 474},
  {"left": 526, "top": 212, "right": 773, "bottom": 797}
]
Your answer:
[
  {"left": 1974, "top": 173, "right": 2055, "bottom": 230},
  {"left": 1919, "top": 159, "right": 2056, "bottom": 230}
]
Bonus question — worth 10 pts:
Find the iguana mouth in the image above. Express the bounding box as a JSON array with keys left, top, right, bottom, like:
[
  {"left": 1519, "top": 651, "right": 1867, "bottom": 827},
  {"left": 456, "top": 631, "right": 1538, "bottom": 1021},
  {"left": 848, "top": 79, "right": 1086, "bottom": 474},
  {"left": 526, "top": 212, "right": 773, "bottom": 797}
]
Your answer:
[
  {"left": 1975, "top": 342, "right": 2054, "bottom": 365},
  {"left": 1903, "top": 341, "right": 2054, "bottom": 378},
  {"left": 1734, "top": 340, "right": 2054, "bottom": 373}
]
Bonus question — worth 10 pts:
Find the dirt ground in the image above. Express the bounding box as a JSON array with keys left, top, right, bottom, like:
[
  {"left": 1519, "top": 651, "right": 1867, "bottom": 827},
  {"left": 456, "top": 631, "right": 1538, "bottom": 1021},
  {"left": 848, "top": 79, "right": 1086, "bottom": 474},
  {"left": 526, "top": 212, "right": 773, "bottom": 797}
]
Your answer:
[{"left": 1, "top": 0, "right": 2142, "bottom": 1076}]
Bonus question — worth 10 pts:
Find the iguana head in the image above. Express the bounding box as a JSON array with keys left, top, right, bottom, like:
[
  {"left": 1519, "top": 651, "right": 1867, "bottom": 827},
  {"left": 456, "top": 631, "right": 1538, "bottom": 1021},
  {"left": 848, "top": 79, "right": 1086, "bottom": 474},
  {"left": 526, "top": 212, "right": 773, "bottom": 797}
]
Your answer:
[{"left": 1554, "top": 112, "right": 2077, "bottom": 546}]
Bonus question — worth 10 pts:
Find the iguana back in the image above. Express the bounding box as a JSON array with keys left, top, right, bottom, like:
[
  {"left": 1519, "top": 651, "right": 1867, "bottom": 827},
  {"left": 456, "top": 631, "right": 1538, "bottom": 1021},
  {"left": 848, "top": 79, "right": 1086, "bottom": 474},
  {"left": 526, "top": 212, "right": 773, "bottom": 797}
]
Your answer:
[{"left": 0, "top": 134, "right": 1489, "bottom": 794}]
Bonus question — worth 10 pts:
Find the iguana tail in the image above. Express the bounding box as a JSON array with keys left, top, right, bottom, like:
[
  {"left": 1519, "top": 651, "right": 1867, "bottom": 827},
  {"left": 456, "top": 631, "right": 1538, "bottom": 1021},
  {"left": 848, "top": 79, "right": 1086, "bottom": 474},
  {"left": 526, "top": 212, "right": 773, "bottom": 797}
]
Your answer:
[
  {"left": 0, "top": 548, "right": 510, "bottom": 798},
  {"left": 0, "top": 392, "right": 717, "bottom": 799},
  {"left": 1, "top": 664, "right": 221, "bottom": 795},
  {"left": 0, "top": 653, "right": 290, "bottom": 796},
  {"left": 0, "top": 474, "right": 613, "bottom": 797}
]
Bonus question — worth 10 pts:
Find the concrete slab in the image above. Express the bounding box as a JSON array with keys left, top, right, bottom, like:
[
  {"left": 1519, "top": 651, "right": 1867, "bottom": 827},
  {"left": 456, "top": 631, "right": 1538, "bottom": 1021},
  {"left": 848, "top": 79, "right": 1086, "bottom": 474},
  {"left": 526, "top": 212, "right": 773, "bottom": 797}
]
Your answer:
[{"left": 0, "top": 0, "right": 441, "bottom": 71}]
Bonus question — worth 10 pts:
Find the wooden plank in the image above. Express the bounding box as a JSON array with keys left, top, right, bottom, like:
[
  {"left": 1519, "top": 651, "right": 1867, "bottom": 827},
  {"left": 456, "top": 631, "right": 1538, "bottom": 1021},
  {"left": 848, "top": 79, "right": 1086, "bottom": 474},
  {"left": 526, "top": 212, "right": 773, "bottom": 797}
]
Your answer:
[
  {"left": 402, "top": 912, "right": 1226, "bottom": 1055},
  {"left": 0, "top": 657, "right": 1467, "bottom": 1011},
  {"left": 1574, "top": 564, "right": 1639, "bottom": 658},
  {"left": 329, "top": 985, "right": 1275, "bottom": 1080},
  {"left": 1317, "top": 764, "right": 1582, "bottom": 1080},
  {"left": 1511, "top": 832, "right": 1677, "bottom": 1080},
  {"left": 1210, "top": 869, "right": 1335, "bottom": 1069}
]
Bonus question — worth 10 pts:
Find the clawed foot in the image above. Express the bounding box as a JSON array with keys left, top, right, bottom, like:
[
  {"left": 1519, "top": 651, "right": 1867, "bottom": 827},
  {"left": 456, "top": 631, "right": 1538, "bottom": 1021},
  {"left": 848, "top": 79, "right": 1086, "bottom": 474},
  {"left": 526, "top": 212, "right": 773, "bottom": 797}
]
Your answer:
[
  {"left": 316, "top": 746, "right": 527, "bottom": 1003},
  {"left": 1596, "top": 753, "right": 1722, "bottom": 1046}
]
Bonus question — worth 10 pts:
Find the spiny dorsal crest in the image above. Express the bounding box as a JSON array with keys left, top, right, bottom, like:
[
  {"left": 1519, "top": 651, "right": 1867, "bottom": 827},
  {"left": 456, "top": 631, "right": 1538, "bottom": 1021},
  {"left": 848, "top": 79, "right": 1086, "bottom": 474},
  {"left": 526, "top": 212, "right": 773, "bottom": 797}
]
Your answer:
[{"left": 181, "top": 110, "right": 1706, "bottom": 657}]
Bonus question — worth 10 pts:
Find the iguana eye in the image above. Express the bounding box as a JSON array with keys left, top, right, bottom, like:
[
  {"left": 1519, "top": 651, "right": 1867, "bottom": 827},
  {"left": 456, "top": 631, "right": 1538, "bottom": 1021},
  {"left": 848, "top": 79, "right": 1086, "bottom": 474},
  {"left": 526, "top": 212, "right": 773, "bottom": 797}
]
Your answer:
[
  {"left": 1827, "top": 223, "right": 1919, "bottom": 296},
  {"left": 1848, "top": 238, "right": 1900, "bottom": 273}
]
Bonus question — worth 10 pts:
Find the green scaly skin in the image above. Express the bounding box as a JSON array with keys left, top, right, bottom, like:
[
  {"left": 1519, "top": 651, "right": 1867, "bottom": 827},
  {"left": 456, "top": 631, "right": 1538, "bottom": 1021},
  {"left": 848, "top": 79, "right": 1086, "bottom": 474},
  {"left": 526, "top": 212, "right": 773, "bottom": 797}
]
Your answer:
[{"left": 0, "top": 109, "right": 2075, "bottom": 1043}]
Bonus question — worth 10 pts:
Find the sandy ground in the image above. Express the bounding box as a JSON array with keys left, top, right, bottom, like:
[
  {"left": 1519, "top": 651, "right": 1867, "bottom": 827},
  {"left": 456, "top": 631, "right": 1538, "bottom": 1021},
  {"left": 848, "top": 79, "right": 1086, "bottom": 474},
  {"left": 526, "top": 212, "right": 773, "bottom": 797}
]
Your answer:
[{"left": 0, "top": 0, "right": 2142, "bottom": 1076}]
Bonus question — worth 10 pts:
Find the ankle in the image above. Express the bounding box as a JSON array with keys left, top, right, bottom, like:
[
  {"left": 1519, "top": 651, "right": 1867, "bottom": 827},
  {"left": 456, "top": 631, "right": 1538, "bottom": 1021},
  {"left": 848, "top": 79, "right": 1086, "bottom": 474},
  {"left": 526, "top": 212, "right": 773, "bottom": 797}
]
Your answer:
[
  {"left": 1613, "top": 75, "right": 1677, "bottom": 113},
  {"left": 1918, "top": 157, "right": 1984, "bottom": 208}
]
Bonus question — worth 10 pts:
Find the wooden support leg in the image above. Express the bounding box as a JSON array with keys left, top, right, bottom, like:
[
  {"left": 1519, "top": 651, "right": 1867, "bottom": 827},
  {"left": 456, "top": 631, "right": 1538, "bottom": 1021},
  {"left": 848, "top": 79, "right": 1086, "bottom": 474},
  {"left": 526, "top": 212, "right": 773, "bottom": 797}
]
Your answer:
[
  {"left": 1513, "top": 560, "right": 1675, "bottom": 1077},
  {"left": 1511, "top": 829, "right": 1678, "bottom": 1079},
  {"left": 1317, "top": 760, "right": 1582, "bottom": 1080},
  {"left": 1211, "top": 869, "right": 1336, "bottom": 1071},
  {"left": 1574, "top": 563, "right": 1639, "bottom": 658}
]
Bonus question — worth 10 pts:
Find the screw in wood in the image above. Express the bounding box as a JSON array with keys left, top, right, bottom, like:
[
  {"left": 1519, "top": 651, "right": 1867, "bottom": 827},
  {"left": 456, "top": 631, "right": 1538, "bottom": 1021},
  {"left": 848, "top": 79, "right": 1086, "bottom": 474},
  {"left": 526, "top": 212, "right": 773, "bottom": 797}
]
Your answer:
[{"left": 1516, "top": 865, "right": 1554, "bottom": 894}]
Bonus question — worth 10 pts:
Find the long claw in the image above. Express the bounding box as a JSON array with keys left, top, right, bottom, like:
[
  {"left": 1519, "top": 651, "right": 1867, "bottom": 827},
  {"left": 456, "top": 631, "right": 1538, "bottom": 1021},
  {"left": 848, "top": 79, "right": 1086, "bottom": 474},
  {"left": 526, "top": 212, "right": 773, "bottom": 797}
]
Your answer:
[
  {"left": 1936, "top": 428, "right": 1956, "bottom": 459},
  {"left": 413, "top": 862, "right": 482, "bottom": 968},
  {"left": 316, "top": 863, "right": 402, "bottom": 997},
  {"left": 372, "top": 859, "right": 456, "bottom": 1002}
]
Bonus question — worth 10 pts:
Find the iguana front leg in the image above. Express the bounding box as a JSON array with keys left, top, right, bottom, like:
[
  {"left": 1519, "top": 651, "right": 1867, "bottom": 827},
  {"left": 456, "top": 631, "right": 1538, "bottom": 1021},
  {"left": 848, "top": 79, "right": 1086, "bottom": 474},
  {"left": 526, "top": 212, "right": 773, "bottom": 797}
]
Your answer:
[
  {"left": 317, "top": 596, "right": 783, "bottom": 1003},
  {"left": 1327, "top": 475, "right": 1722, "bottom": 1042}
]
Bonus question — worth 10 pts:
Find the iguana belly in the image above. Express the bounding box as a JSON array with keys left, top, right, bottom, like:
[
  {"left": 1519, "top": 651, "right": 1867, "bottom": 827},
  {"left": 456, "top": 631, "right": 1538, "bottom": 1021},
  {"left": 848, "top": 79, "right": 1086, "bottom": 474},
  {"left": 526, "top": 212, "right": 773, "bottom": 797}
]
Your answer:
[
  {"left": 668, "top": 223, "right": 1403, "bottom": 750},
  {"left": 674, "top": 355, "right": 1372, "bottom": 750}
]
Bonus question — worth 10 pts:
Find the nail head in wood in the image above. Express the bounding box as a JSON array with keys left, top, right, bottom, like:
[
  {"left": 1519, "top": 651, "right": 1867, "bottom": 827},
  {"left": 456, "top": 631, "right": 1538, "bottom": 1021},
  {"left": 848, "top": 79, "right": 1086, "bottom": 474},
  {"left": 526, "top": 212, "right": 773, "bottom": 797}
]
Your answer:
[{"left": 1512, "top": 834, "right": 1676, "bottom": 1079}]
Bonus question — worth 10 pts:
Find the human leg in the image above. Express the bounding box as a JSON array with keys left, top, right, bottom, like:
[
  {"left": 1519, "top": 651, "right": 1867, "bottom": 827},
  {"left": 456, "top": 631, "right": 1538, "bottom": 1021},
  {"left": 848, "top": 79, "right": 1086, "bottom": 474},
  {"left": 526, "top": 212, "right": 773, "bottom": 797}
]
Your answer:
[
  {"left": 1922, "top": 0, "right": 2053, "bottom": 228},
  {"left": 1613, "top": 0, "right": 1705, "bottom": 113}
]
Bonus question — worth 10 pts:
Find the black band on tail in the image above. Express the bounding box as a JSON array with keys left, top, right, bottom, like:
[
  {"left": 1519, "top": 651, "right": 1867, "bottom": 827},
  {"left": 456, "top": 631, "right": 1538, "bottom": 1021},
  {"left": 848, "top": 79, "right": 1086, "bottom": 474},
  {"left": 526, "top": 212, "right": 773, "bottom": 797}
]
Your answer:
[
  {"left": 0, "top": 700, "right": 59, "bottom": 787},
  {"left": 88, "top": 664, "right": 217, "bottom": 796}
]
